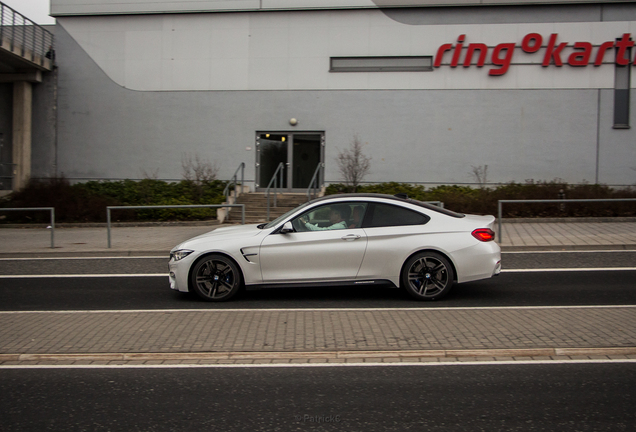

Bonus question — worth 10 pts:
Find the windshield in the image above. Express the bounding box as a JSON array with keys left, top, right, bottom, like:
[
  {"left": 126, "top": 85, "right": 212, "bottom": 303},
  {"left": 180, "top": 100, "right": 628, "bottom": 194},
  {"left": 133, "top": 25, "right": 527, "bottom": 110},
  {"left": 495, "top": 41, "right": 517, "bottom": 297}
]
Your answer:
[{"left": 261, "top": 201, "right": 312, "bottom": 229}]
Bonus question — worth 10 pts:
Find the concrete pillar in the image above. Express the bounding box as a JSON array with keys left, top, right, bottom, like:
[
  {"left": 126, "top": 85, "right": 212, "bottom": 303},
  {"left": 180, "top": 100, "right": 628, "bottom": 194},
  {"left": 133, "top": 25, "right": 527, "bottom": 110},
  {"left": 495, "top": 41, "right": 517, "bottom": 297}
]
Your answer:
[{"left": 12, "top": 81, "right": 32, "bottom": 191}]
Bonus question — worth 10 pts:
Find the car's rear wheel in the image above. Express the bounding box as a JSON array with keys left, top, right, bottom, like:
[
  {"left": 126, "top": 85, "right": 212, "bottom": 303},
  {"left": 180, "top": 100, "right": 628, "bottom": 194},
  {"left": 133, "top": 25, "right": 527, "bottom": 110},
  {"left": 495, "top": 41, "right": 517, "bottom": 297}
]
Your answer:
[
  {"left": 402, "top": 252, "right": 454, "bottom": 300},
  {"left": 190, "top": 255, "right": 242, "bottom": 302}
]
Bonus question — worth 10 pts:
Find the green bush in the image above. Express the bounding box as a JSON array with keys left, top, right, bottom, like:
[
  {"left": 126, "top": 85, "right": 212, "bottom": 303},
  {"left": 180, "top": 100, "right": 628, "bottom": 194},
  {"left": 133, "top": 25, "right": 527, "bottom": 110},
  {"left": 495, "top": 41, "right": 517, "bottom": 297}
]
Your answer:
[
  {"left": 1, "top": 177, "right": 227, "bottom": 223},
  {"left": 3, "top": 178, "right": 634, "bottom": 223},
  {"left": 326, "top": 180, "right": 636, "bottom": 218}
]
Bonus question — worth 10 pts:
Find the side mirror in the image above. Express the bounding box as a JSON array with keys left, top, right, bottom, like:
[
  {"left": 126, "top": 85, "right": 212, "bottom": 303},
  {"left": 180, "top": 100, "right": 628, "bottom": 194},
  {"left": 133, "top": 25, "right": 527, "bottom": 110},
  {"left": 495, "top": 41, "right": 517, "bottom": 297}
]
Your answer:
[{"left": 280, "top": 222, "right": 294, "bottom": 234}]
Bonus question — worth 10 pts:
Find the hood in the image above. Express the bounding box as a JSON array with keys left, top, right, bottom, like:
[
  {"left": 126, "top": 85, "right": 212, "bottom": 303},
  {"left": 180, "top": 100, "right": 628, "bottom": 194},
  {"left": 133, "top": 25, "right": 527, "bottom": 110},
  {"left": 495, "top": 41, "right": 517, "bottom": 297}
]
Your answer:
[{"left": 173, "top": 224, "right": 264, "bottom": 250}]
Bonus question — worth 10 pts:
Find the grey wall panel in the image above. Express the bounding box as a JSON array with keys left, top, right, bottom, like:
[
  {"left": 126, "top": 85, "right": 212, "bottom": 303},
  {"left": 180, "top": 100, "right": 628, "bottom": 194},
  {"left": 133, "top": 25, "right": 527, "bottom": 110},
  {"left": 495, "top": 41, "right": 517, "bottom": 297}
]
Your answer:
[
  {"left": 0, "top": 84, "right": 12, "bottom": 172},
  {"left": 56, "top": 22, "right": 634, "bottom": 187},
  {"left": 31, "top": 71, "right": 58, "bottom": 180},
  {"left": 598, "top": 89, "right": 636, "bottom": 186},
  {"left": 382, "top": 4, "right": 603, "bottom": 25}
]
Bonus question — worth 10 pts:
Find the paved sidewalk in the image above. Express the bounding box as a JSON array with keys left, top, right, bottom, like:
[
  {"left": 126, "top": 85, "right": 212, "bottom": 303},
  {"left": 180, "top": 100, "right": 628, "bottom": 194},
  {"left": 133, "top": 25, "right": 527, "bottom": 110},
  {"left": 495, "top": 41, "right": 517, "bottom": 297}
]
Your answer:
[
  {"left": 1, "top": 307, "right": 635, "bottom": 365},
  {"left": 0, "top": 220, "right": 635, "bottom": 256}
]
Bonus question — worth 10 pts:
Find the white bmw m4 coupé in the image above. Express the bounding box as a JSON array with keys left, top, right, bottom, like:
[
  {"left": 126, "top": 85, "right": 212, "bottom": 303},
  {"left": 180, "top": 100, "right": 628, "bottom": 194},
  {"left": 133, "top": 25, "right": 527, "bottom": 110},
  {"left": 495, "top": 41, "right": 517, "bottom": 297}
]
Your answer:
[{"left": 169, "top": 193, "right": 501, "bottom": 301}]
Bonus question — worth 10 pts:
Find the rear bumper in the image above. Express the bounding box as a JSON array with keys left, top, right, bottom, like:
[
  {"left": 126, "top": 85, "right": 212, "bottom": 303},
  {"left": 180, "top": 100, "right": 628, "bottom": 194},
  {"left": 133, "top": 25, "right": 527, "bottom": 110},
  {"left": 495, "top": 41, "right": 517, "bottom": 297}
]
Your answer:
[{"left": 453, "top": 241, "right": 502, "bottom": 284}]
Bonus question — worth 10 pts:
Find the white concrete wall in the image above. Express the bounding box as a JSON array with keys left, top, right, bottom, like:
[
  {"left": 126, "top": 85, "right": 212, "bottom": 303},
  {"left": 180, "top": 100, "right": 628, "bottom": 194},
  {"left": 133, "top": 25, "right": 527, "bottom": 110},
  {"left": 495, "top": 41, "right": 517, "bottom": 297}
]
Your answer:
[
  {"left": 58, "top": 10, "right": 629, "bottom": 92},
  {"left": 51, "top": 0, "right": 623, "bottom": 16}
]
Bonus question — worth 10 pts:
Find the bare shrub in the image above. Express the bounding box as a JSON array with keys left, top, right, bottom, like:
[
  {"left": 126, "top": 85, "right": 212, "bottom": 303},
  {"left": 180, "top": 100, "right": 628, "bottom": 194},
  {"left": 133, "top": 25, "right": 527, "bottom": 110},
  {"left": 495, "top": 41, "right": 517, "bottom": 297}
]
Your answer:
[
  {"left": 181, "top": 153, "right": 218, "bottom": 184},
  {"left": 336, "top": 135, "right": 371, "bottom": 192},
  {"left": 470, "top": 164, "right": 489, "bottom": 188},
  {"left": 140, "top": 168, "right": 159, "bottom": 180}
]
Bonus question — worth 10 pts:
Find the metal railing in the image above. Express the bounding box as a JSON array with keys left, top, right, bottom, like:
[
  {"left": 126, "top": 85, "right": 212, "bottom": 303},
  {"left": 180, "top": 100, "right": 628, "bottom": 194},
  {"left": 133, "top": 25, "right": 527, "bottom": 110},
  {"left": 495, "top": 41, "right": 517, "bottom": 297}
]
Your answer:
[
  {"left": 266, "top": 162, "right": 285, "bottom": 221},
  {"left": 497, "top": 198, "right": 636, "bottom": 241},
  {"left": 0, "top": 162, "right": 14, "bottom": 190},
  {"left": 0, "top": 207, "right": 55, "bottom": 247},
  {"left": 0, "top": 2, "right": 54, "bottom": 66},
  {"left": 306, "top": 163, "right": 323, "bottom": 202},
  {"left": 106, "top": 204, "right": 245, "bottom": 248},
  {"left": 223, "top": 162, "right": 245, "bottom": 202}
]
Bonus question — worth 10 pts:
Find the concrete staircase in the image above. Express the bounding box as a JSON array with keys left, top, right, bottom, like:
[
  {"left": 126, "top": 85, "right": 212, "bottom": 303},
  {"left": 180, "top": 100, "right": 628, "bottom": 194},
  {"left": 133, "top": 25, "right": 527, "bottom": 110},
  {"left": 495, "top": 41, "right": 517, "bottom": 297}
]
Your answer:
[{"left": 226, "top": 192, "right": 309, "bottom": 224}]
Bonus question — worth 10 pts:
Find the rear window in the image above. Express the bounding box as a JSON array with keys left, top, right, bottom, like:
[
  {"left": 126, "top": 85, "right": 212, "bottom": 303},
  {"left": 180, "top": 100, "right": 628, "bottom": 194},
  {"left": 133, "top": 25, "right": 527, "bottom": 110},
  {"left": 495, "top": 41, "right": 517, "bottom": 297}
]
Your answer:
[
  {"left": 363, "top": 203, "right": 430, "bottom": 228},
  {"left": 407, "top": 199, "right": 465, "bottom": 218}
]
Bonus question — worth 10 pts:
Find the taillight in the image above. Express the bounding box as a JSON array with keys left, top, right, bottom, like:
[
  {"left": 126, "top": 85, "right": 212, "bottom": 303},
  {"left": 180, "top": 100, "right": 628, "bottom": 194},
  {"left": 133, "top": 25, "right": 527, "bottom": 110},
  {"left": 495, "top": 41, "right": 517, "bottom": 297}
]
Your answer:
[{"left": 472, "top": 228, "right": 495, "bottom": 242}]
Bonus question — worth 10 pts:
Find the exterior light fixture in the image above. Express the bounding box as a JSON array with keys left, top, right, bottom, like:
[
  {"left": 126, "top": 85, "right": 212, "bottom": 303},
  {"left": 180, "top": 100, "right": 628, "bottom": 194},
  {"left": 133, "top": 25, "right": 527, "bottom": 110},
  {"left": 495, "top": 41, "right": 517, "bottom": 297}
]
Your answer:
[{"left": 290, "top": 118, "right": 298, "bottom": 126}]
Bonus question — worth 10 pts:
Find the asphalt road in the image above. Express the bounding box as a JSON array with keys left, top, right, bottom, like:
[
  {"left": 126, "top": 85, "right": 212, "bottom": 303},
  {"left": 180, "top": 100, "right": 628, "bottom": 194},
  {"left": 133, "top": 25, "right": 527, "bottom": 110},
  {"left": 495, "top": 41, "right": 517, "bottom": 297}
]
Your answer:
[
  {"left": 1, "top": 251, "right": 634, "bottom": 432},
  {"left": 1, "top": 364, "right": 634, "bottom": 431},
  {"left": 0, "top": 251, "right": 634, "bottom": 310}
]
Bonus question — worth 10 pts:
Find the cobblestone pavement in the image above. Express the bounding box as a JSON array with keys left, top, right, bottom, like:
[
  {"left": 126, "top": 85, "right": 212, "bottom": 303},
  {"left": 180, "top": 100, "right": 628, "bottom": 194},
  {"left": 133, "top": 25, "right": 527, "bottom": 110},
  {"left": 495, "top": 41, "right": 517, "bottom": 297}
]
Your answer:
[{"left": 1, "top": 307, "right": 635, "bottom": 366}]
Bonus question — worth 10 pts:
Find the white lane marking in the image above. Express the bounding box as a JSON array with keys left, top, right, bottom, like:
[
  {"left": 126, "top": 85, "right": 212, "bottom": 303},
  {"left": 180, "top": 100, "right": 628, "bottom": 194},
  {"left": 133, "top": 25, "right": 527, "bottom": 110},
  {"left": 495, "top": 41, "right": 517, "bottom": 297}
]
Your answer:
[
  {"left": 2, "top": 267, "right": 635, "bottom": 279},
  {"left": 503, "top": 250, "right": 636, "bottom": 254},
  {"left": 1, "top": 359, "right": 635, "bottom": 369},
  {"left": 0, "top": 250, "right": 633, "bottom": 261},
  {"left": 501, "top": 267, "right": 636, "bottom": 272},
  {"left": 0, "top": 274, "right": 166, "bottom": 278},
  {"left": 1, "top": 305, "right": 634, "bottom": 314}
]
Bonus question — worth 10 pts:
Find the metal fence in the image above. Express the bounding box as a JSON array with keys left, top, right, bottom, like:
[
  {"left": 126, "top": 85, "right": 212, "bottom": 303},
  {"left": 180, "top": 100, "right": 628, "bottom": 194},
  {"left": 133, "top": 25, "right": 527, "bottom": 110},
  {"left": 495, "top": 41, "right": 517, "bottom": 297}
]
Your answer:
[
  {"left": 0, "top": 1, "right": 54, "bottom": 64},
  {"left": 106, "top": 204, "right": 246, "bottom": 248},
  {"left": 497, "top": 198, "right": 636, "bottom": 241},
  {"left": 0, "top": 207, "right": 55, "bottom": 248}
]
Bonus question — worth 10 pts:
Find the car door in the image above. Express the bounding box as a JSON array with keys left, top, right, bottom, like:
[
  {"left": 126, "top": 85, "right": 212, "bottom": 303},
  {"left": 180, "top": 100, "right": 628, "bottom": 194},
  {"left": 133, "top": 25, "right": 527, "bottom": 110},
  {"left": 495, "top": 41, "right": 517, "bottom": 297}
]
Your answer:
[
  {"left": 357, "top": 202, "right": 431, "bottom": 281},
  {"left": 259, "top": 202, "right": 368, "bottom": 284}
]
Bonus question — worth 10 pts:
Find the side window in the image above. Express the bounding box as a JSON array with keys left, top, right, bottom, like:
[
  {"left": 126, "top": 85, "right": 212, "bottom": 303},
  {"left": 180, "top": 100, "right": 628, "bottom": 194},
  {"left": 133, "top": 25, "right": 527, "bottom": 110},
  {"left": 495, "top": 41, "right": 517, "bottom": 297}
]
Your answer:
[
  {"left": 363, "top": 203, "right": 430, "bottom": 228},
  {"left": 292, "top": 202, "right": 368, "bottom": 232}
]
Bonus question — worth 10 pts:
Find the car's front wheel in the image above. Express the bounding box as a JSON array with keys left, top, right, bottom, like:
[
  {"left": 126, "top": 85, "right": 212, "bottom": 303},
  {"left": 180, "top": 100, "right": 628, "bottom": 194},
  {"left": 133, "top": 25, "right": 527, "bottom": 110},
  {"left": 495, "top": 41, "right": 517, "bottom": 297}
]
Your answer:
[
  {"left": 401, "top": 252, "right": 454, "bottom": 300},
  {"left": 190, "top": 255, "right": 242, "bottom": 302}
]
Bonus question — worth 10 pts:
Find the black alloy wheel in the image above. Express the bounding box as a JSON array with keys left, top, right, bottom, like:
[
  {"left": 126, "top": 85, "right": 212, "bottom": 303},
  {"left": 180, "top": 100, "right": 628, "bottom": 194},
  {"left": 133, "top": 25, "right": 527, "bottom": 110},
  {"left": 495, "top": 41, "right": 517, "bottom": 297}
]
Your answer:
[
  {"left": 190, "top": 255, "right": 242, "bottom": 302},
  {"left": 402, "top": 252, "right": 454, "bottom": 300}
]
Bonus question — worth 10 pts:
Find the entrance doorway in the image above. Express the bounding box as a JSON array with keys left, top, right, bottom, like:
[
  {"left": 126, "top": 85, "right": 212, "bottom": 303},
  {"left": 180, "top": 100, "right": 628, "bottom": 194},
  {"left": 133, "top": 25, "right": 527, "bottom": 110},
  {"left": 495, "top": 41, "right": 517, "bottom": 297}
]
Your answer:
[{"left": 256, "top": 132, "right": 324, "bottom": 191}]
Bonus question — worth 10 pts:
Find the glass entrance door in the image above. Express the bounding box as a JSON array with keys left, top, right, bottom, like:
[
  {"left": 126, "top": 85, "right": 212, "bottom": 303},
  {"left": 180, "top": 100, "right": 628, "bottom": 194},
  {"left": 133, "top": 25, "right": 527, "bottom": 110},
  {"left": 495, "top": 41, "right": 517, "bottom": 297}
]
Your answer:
[
  {"left": 256, "top": 132, "right": 324, "bottom": 191},
  {"left": 257, "top": 134, "right": 288, "bottom": 190}
]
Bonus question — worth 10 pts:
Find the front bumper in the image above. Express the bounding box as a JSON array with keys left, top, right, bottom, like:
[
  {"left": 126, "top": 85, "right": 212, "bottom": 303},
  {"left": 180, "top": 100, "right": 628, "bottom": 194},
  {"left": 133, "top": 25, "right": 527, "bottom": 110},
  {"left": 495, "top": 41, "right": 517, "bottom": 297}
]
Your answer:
[{"left": 168, "top": 254, "right": 197, "bottom": 292}]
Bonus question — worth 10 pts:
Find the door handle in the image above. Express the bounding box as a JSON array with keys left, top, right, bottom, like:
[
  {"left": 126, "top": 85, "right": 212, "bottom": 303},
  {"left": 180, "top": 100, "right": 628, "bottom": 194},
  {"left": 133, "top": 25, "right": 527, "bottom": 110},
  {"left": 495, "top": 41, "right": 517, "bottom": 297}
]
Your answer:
[{"left": 341, "top": 234, "right": 361, "bottom": 241}]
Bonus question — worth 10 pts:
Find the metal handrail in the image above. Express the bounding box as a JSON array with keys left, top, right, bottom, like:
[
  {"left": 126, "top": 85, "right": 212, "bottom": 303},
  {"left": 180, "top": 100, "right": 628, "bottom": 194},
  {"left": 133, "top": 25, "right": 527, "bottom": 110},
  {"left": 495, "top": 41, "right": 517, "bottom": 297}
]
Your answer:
[
  {"left": 0, "top": 2, "right": 55, "bottom": 67},
  {"left": 106, "top": 204, "right": 245, "bottom": 248},
  {"left": 223, "top": 162, "right": 245, "bottom": 202},
  {"left": 497, "top": 198, "right": 636, "bottom": 242},
  {"left": 266, "top": 162, "right": 285, "bottom": 221},
  {"left": 0, "top": 207, "right": 55, "bottom": 247},
  {"left": 306, "top": 163, "right": 323, "bottom": 202}
]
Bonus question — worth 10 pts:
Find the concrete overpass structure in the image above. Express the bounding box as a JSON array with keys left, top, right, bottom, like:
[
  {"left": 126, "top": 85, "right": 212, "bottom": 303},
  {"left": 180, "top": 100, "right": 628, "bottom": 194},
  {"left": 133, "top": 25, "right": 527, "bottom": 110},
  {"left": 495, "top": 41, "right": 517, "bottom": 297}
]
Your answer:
[{"left": 0, "top": 2, "right": 54, "bottom": 192}]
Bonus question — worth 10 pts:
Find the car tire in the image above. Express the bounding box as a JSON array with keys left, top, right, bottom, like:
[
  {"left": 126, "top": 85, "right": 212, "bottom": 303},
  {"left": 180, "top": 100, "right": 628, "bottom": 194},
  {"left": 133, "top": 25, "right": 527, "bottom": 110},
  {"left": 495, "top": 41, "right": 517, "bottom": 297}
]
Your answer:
[
  {"left": 401, "top": 252, "right": 454, "bottom": 301},
  {"left": 190, "top": 254, "right": 242, "bottom": 302}
]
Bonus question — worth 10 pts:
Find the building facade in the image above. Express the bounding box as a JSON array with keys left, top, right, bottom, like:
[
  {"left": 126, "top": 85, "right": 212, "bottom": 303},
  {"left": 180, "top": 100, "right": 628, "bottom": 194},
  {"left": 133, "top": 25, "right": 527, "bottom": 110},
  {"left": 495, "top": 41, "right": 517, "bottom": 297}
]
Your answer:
[{"left": 36, "top": 0, "right": 636, "bottom": 190}]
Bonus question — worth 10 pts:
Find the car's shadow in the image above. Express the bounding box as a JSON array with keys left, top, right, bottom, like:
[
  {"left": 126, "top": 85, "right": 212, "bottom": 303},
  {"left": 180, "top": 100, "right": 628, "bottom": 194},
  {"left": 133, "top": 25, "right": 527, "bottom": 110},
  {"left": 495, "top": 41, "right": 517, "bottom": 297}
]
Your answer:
[
  {"left": 170, "top": 270, "right": 636, "bottom": 309},
  {"left": 169, "top": 279, "right": 505, "bottom": 309}
]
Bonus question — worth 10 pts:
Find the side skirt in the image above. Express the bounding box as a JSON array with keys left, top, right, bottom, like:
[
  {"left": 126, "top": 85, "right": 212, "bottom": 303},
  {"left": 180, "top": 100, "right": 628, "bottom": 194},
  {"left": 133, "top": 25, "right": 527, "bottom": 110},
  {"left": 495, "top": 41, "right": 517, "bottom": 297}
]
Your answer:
[{"left": 245, "top": 279, "right": 398, "bottom": 291}]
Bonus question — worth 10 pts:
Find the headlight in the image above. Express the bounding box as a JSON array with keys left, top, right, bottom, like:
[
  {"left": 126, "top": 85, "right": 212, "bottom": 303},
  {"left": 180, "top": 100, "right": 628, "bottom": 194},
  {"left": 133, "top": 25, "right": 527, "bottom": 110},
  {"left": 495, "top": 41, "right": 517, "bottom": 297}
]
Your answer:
[{"left": 170, "top": 249, "right": 194, "bottom": 262}]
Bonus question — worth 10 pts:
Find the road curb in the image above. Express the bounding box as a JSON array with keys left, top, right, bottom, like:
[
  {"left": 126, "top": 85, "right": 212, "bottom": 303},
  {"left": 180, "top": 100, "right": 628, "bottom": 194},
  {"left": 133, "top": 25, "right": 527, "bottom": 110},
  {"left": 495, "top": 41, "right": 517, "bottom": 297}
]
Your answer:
[
  {"left": 501, "top": 244, "right": 636, "bottom": 252},
  {"left": 0, "top": 251, "right": 169, "bottom": 259},
  {"left": 2, "top": 347, "right": 636, "bottom": 363}
]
